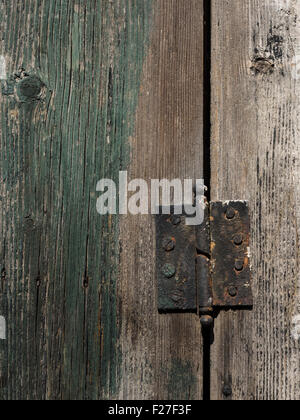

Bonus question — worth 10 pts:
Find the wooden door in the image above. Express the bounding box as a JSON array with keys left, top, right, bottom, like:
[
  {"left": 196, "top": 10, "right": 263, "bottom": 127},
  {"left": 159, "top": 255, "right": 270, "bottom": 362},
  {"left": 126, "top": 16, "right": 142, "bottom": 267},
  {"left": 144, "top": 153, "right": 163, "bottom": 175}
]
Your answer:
[
  {"left": 211, "top": 0, "right": 300, "bottom": 400},
  {"left": 0, "top": 0, "right": 299, "bottom": 401}
]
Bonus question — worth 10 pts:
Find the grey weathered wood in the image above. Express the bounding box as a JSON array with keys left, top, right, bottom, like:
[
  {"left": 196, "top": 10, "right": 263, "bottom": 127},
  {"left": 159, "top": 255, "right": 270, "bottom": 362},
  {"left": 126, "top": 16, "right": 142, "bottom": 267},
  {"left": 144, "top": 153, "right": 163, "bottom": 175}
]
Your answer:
[
  {"left": 118, "top": 0, "right": 204, "bottom": 400},
  {"left": 211, "top": 0, "right": 300, "bottom": 400}
]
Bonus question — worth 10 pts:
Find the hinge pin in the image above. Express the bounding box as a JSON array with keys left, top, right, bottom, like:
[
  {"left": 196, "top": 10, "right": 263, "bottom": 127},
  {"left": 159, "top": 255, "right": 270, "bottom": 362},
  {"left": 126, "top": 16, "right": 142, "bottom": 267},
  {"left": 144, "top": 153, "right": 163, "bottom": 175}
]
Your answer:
[{"left": 200, "top": 315, "right": 214, "bottom": 330}]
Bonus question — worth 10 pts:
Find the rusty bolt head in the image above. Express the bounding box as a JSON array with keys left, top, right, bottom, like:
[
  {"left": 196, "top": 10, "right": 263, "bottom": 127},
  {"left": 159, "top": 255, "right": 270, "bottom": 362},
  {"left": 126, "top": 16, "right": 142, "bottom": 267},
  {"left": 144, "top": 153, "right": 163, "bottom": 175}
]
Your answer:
[
  {"left": 162, "top": 238, "right": 175, "bottom": 252},
  {"left": 171, "top": 215, "right": 181, "bottom": 226},
  {"left": 234, "top": 234, "right": 243, "bottom": 246},
  {"left": 235, "top": 260, "right": 244, "bottom": 271},
  {"left": 162, "top": 263, "right": 176, "bottom": 279},
  {"left": 226, "top": 207, "right": 236, "bottom": 220},
  {"left": 228, "top": 286, "right": 238, "bottom": 297}
]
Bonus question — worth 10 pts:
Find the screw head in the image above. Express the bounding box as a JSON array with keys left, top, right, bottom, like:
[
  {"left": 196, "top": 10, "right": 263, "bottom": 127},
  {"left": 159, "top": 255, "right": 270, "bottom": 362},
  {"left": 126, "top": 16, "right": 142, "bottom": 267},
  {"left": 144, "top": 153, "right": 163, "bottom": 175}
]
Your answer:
[
  {"left": 162, "top": 238, "right": 175, "bottom": 252},
  {"left": 226, "top": 207, "right": 236, "bottom": 220},
  {"left": 234, "top": 234, "right": 243, "bottom": 246},
  {"left": 162, "top": 263, "right": 176, "bottom": 279},
  {"left": 235, "top": 260, "right": 244, "bottom": 271},
  {"left": 228, "top": 286, "right": 238, "bottom": 297},
  {"left": 171, "top": 215, "right": 181, "bottom": 226}
]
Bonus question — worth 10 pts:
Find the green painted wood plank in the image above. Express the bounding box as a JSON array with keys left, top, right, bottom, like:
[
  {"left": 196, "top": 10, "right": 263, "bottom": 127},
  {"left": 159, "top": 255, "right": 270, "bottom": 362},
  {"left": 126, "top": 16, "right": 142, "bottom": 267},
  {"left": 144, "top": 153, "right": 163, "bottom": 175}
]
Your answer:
[{"left": 0, "top": 0, "right": 153, "bottom": 400}]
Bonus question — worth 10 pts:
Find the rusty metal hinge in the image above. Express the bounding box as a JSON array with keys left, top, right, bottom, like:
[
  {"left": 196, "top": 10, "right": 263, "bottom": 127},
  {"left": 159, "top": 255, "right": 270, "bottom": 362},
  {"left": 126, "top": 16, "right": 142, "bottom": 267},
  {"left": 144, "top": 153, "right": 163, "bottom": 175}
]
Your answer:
[{"left": 156, "top": 201, "right": 253, "bottom": 329}]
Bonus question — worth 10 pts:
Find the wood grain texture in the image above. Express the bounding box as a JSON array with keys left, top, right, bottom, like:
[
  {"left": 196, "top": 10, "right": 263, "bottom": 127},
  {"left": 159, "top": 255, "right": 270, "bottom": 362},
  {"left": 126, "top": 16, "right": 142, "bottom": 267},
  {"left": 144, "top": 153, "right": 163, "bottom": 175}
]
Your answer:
[
  {"left": 211, "top": 0, "right": 300, "bottom": 400},
  {"left": 0, "top": 0, "right": 153, "bottom": 400},
  {"left": 118, "top": 0, "right": 204, "bottom": 400}
]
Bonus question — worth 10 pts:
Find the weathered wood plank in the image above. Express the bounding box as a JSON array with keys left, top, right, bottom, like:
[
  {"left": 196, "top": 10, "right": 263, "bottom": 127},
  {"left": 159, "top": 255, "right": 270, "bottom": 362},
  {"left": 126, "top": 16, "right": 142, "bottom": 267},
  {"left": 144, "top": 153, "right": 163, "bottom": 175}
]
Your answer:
[
  {"left": 0, "top": 0, "right": 153, "bottom": 400},
  {"left": 118, "top": 0, "right": 204, "bottom": 400},
  {"left": 211, "top": 0, "right": 300, "bottom": 400}
]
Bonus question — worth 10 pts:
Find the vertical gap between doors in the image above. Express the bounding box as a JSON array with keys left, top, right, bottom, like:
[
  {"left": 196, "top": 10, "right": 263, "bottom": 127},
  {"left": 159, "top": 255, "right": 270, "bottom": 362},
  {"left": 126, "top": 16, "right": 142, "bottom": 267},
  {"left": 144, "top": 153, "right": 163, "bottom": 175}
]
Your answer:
[
  {"left": 203, "top": 0, "right": 211, "bottom": 202},
  {"left": 203, "top": 0, "right": 212, "bottom": 401}
]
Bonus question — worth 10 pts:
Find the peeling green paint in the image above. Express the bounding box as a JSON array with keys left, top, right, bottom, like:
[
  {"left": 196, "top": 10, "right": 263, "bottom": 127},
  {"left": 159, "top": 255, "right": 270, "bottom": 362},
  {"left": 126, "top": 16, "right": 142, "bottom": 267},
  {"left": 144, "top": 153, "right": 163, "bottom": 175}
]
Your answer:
[{"left": 0, "top": 0, "right": 153, "bottom": 400}]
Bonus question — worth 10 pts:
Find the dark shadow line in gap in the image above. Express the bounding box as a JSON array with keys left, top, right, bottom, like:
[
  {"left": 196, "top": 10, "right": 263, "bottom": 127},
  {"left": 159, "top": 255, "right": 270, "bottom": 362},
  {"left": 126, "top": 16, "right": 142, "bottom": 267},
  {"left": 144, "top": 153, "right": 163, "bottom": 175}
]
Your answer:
[{"left": 202, "top": 0, "right": 212, "bottom": 401}]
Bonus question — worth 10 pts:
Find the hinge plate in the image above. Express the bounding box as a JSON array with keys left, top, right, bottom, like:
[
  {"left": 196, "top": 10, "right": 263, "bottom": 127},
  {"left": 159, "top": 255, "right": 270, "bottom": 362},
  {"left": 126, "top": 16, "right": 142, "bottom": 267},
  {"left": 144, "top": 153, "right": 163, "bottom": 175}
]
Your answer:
[
  {"left": 211, "top": 202, "right": 253, "bottom": 307},
  {"left": 156, "top": 211, "right": 197, "bottom": 312},
  {"left": 156, "top": 201, "right": 253, "bottom": 313}
]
